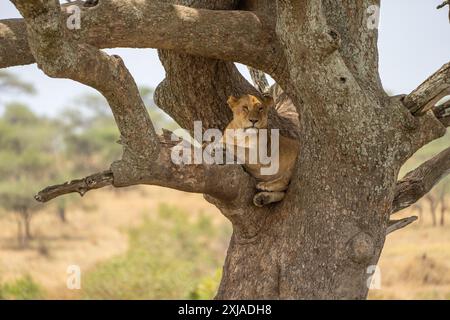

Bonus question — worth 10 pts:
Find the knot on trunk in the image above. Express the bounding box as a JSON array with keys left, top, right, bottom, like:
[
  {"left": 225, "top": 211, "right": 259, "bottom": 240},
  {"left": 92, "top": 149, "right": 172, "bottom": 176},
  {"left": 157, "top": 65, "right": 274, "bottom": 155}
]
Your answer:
[{"left": 348, "top": 232, "right": 375, "bottom": 264}]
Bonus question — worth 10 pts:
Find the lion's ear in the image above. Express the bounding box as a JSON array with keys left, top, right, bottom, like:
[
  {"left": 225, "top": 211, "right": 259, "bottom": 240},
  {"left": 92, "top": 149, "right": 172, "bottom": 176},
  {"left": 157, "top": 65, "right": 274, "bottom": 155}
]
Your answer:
[
  {"left": 227, "top": 95, "right": 240, "bottom": 110},
  {"left": 262, "top": 95, "right": 274, "bottom": 107}
]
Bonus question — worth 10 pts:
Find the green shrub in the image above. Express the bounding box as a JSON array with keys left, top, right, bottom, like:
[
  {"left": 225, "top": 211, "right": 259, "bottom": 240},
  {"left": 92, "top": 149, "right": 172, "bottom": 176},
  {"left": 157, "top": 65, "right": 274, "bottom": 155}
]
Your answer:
[
  {"left": 189, "top": 269, "right": 222, "bottom": 300},
  {"left": 0, "top": 275, "right": 44, "bottom": 300},
  {"left": 82, "top": 204, "right": 231, "bottom": 299}
]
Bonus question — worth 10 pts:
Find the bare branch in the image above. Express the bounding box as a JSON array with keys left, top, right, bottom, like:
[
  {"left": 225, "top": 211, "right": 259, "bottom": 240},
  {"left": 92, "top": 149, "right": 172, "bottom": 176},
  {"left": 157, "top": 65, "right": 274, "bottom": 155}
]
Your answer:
[
  {"left": 386, "top": 216, "right": 418, "bottom": 235},
  {"left": 35, "top": 171, "right": 113, "bottom": 203},
  {"left": 1, "top": 1, "right": 280, "bottom": 73},
  {"left": 403, "top": 62, "right": 450, "bottom": 115},
  {"left": 437, "top": 1, "right": 449, "bottom": 10},
  {"left": 9, "top": 0, "right": 52, "bottom": 19},
  {"left": 392, "top": 147, "right": 450, "bottom": 214},
  {"left": 110, "top": 144, "right": 254, "bottom": 203},
  {"left": 0, "top": 19, "right": 34, "bottom": 67},
  {"left": 35, "top": 134, "right": 255, "bottom": 205}
]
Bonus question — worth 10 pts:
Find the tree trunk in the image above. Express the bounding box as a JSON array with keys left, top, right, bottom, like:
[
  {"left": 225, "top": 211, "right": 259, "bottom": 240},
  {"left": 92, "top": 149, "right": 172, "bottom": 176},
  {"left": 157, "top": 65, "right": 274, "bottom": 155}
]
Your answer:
[
  {"left": 438, "top": 188, "right": 447, "bottom": 226},
  {"left": 430, "top": 200, "right": 438, "bottom": 227},
  {"left": 216, "top": 124, "right": 392, "bottom": 299},
  {"left": 21, "top": 208, "right": 32, "bottom": 241},
  {"left": 440, "top": 198, "right": 446, "bottom": 226},
  {"left": 16, "top": 218, "right": 25, "bottom": 248},
  {"left": 441, "top": 207, "right": 446, "bottom": 226},
  {"left": 58, "top": 206, "right": 67, "bottom": 223}
]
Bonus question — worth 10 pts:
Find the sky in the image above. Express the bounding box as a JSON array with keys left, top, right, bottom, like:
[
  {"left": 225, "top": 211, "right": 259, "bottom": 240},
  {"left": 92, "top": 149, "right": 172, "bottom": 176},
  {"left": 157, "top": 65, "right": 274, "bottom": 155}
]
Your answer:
[{"left": 0, "top": 0, "right": 449, "bottom": 116}]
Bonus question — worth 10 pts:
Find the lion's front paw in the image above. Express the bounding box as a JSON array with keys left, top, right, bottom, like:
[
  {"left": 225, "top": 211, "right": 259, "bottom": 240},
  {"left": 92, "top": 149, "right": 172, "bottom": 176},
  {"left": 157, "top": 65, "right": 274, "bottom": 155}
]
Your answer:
[
  {"left": 253, "top": 192, "right": 272, "bottom": 207},
  {"left": 253, "top": 191, "right": 286, "bottom": 207}
]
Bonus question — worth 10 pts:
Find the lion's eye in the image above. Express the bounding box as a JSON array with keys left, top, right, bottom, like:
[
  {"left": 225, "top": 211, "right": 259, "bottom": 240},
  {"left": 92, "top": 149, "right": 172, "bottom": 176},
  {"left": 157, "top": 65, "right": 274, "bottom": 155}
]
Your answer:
[
  {"left": 259, "top": 106, "right": 264, "bottom": 112},
  {"left": 243, "top": 106, "right": 249, "bottom": 112}
]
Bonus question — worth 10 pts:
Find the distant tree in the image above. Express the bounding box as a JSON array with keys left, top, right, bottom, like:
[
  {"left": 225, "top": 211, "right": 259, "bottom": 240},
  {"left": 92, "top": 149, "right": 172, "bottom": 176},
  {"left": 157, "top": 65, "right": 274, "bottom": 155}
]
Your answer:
[
  {"left": 0, "top": 182, "right": 42, "bottom": 246},
  {"left": 411, "top": 203, "right": 424, "bottom": 224},
  {"left": 425, "top": 193, "right": 438, "bottom": 227},
  {"left": 439, "top": 184, "right": 448, "bottom": 226},
  {"left": 55, "top": 197, "right": 67, "bottom": 223},
  {"left": 0, "top": 104, "right": 61, "bottom": 247},
  {"left": 0, "top": 71, "right": 35, "bottom": 95}
]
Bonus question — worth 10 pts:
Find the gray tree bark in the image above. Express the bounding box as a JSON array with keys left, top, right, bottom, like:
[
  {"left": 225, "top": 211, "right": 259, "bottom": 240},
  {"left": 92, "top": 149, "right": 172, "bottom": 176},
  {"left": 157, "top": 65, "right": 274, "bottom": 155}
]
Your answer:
[{"left": 2, "top": 0, "right": 449, "bottom": 299}]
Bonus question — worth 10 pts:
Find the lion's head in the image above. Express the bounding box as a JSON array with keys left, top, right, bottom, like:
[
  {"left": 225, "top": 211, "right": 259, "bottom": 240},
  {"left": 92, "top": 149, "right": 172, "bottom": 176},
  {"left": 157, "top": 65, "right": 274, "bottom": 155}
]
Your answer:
[{"left": 227, "top": 94, "right": 273, "bottom": 131}]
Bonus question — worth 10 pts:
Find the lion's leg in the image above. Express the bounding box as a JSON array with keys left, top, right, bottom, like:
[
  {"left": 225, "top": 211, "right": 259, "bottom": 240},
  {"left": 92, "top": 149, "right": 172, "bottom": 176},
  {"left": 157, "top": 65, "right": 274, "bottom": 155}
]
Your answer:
[
  {"left": 253, "top": 191, "right": 285, "bottom": 207},
  {"left": 256, "top": 176, "right": 290, "bottom": 192}
]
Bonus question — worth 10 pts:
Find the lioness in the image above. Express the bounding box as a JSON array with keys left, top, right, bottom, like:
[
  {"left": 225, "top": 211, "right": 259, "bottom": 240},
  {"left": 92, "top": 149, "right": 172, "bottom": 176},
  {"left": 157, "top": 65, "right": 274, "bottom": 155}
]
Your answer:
[{"left": 224, "top": 94, "right": 299, "bottom": 207}]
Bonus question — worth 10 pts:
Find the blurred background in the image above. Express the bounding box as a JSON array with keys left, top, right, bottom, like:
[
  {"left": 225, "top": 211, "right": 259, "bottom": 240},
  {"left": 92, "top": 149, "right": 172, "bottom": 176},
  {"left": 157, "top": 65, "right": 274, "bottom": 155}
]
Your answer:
[{"left": 0, "top": 0, "right": 449, "bottom": 300}]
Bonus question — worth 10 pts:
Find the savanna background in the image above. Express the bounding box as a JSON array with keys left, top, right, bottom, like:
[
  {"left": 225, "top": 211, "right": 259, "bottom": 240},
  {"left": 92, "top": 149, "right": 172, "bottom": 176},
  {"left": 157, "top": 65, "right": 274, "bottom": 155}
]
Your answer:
[{"left": 1, "top": 0, "right": 450, "bottom": 300}]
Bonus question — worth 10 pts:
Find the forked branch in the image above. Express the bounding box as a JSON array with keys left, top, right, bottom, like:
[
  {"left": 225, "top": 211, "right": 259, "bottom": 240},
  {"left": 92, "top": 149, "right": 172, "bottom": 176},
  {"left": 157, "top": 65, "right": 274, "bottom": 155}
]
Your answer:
[{"left": 392, "top": 147, "right": 450, "bottom": 214}]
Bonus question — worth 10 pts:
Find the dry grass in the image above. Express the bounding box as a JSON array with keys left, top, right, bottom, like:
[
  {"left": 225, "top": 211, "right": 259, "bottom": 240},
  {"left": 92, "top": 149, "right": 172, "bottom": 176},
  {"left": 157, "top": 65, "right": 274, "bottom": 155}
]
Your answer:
[
  {"left": 0, "top": 186, "right": 222, "bottom": 299},
  {"left": 368, "top": 208, "right": 450, "bottom": 300},
  {"left": 0, "top": 186, "right": 449, "bottom": 299}
]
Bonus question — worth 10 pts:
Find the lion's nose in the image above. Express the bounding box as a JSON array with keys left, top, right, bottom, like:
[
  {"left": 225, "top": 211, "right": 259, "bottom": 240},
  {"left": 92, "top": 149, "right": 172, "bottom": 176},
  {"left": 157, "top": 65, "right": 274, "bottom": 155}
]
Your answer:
[{"left": 249, "top": 119, "right": 258, "bottom": 126}]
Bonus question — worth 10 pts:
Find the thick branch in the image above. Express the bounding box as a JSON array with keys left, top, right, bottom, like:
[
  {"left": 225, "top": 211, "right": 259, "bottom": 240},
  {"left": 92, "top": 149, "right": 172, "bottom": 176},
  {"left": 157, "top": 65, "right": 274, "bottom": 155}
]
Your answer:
[
  {"left": 322, "top": 0, "right": 383, "bottom": 94},
  {"left": 36, "top": 154, "right": 252, "bottom": 206},
  {"left": 35, "top": 136, "right": 254, "bottom": 205},
  {"left": 10, "top": 0, "right": 51, "bottom": 19},
  {"left": 1, "top": 1, "right": 280, "bottom": 73},
  {"left": 276, "top": 0, "right": 341, "bottom": 58},
  {"left": 403, "top": 62, "right": 450, "bottom": 115},
  {"left": 392, "top": 147, "right": 450, "bottom": 214},
  {"left": 0, "top": 19, "right": 34, "bottom": 67}
]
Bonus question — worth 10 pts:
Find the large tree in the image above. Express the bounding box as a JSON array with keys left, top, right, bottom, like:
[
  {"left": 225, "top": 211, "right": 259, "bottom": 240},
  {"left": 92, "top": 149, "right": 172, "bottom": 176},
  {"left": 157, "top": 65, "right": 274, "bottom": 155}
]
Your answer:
[{"left": 1, "top": 0, "right": 449, "bottom": 299}]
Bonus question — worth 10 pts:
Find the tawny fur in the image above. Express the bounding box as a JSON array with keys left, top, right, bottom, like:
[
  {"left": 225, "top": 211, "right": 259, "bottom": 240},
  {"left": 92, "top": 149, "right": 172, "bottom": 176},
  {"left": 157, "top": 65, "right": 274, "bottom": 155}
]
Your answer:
[{"left": 224, "top": 94, "right": 299, "bottom": 207}]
